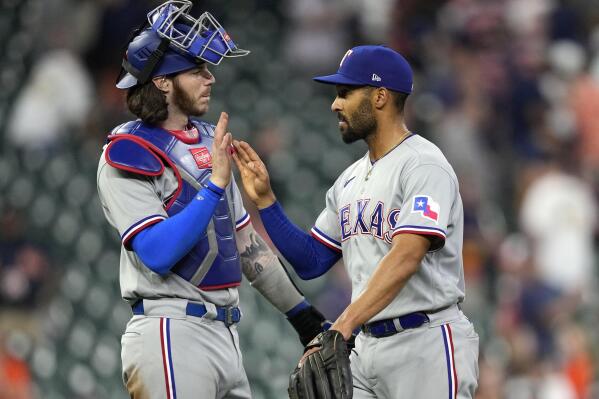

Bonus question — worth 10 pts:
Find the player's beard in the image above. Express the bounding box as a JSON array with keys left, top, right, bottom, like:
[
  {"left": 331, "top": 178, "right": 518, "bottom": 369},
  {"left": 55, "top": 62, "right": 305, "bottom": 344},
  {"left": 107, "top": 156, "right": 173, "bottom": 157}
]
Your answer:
[
  {"left": 340, "top": 97, "right": 377, "bottom": 144},
  {"left": 172, "top": 78, "right": 207, "bottom": 117}
]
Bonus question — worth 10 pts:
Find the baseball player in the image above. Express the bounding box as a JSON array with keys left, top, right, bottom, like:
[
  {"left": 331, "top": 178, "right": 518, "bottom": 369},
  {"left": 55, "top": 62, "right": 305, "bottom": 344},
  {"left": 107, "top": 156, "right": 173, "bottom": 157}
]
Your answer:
[
  {"left": 96, "top": 2, "right": 329, "bottom": 398},
  {"left": 233, "top": 45, "right": 480, "bottom": 398}
]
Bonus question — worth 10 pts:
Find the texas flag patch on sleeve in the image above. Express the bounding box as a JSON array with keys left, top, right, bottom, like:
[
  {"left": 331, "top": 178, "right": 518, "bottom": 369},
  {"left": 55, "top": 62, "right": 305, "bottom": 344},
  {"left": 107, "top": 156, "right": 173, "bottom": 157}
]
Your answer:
[{"left": 411, "top": 195, "right": 440, "bottom": 223}]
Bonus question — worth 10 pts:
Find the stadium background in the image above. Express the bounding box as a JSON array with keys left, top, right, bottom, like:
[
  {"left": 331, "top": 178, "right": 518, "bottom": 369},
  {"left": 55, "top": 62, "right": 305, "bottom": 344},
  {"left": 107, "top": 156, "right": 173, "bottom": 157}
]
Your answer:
[{"left": 0, "top": 0, "right": 598, "bottom": 398}]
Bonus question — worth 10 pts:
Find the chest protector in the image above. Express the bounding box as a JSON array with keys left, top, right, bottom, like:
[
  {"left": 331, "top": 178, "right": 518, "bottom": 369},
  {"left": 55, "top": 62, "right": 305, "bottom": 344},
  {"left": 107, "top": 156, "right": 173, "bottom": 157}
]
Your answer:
[{"left": 106, "top": 119, "right": 241, "bottom": 290}]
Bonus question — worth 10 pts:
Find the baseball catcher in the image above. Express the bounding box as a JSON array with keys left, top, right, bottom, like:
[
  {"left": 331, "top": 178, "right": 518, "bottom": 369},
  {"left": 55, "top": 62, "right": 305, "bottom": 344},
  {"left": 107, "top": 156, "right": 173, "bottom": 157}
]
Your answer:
[{"left": 97, "top": 1, "right": 333, "bottom": 398}]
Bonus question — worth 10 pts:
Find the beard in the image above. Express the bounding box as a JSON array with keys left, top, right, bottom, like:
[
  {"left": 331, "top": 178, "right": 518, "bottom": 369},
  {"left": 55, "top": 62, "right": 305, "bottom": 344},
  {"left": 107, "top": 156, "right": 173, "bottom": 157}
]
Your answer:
[
  {"left": 172, "top": 78, "right": 207, "bottom": 117},
  {"left": 339, "top": 97, "right": 377, "bottom": 144}
]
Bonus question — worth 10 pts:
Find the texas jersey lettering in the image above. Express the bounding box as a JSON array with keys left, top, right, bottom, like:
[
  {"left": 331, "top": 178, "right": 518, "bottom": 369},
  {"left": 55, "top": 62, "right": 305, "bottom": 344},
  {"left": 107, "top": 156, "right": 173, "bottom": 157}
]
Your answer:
[
  {"left": 339, "top": 200, "right": 401, "bottom": 243},
  {"left": 312, "top": 134, "right": 464, "bottom": 318}
]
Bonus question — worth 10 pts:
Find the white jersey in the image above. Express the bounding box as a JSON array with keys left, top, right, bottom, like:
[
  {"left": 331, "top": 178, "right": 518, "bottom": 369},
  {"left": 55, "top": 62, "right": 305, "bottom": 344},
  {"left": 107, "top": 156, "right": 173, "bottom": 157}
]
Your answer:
[{"left": 311, "top": 134, "right": 465, "bottom": 321}]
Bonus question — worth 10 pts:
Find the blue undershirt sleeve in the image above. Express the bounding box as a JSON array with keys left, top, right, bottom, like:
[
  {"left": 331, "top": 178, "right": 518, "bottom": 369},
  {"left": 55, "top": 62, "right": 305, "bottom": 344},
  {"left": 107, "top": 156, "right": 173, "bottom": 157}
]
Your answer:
[
  {"left": 285, "top": 299, "right": 311, "bottom": 317},
  {"left": 131, "top": 181, "right": 224, "bottom": 276},
  {"left": 258, "top": 201, "right": 341, "bottom": 280}
]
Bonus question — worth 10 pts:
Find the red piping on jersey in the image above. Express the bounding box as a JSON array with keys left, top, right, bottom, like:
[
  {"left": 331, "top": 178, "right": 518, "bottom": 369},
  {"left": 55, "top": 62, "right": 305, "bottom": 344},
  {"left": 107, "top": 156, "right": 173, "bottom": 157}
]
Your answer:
[
  {"left": 159, "top": 318, "right": 172, "bottom": 399},
  {"left": 122, "top": 217, "right": 164, "bottom": 249},
  {"left": 391, "top": 229, "right": 446, "bottom": 240},
  {"left": 311, "top": 231, "right": 343, "bottom": 253},
  {"left": 235, "top": 217, "right": 251, "bottom": 231},
  {"left": 447, "top": 324, "right": 458, "bottom": 398},
  {"left": 107, "top": 134, "right": 183, "bottom": 211},
  {"left": 104, "top": 139, "right": 165, "bottom": 176},
  {"left": 200, "top": 281, "right": 241, "bottom": 290}
]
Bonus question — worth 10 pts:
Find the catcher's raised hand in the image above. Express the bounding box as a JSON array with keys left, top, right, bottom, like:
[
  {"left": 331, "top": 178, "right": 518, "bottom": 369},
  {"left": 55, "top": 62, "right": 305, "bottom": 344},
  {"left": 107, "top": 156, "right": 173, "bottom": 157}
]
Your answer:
[
  {"left": 209, "top": 112, "right": 233, "bottom": 189},
  {"left": 232, "top": 140, "right": 276, "bottom": 208},
  {"left": 288, "top": 330, "right": 353, "bottom": 399}
]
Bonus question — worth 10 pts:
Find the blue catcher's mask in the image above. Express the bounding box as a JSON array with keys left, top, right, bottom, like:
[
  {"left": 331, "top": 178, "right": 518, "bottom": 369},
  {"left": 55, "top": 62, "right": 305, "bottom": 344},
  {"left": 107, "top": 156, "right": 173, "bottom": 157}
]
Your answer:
[{"left": 116, "top": 0, "right": 249, "bottom": 89}]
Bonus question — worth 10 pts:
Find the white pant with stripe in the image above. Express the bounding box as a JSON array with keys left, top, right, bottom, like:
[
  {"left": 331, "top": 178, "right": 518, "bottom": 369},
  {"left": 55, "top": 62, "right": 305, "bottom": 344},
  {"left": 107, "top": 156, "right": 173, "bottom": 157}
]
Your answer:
[
  {"left": 351, "top": 306, "right": 479, "bottom": 398},
  {"left": 121, "top": 313, "right": 251, "bottom": 399}
]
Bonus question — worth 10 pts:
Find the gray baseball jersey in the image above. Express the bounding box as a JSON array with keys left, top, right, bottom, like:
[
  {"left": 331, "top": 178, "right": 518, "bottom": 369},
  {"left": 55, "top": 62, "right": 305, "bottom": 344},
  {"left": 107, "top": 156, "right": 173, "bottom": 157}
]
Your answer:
[
  {"left": 97, "top": 150, "right": 249, "bottom": 308},
  {"left": 98, "top": 136, "right": 253, "bottom": 399},
  {"left": 311, "top": 134, "right": 465, "bottom": 321}
]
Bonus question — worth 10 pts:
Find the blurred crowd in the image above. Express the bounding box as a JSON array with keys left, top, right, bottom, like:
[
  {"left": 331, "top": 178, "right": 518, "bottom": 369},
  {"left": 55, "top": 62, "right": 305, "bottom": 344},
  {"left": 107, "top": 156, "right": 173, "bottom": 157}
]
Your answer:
[{"left": 1, "top": 0, "right": 598, "bottom": 398}]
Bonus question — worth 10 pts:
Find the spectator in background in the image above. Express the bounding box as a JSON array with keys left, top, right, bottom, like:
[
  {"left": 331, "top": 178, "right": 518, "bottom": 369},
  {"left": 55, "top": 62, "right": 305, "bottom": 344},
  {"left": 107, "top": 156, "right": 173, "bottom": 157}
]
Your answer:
[
  {"left": 0, "top": 210, "right": 41, "bottom": 399},
  {"left": 5, "top": 0, "right": 100, "bottom": 150},
  {"left": 0, "top": 209, "right": 50, "bottom": 310},
  {"left": 570, "top": 47, "right": 599, "bottom": 181},
  {"left": 558, "top": 324, "right": 595, "bottom": 399},
  {"left": 283, "top": 0, "right": 352, "bottom": 73},
  {"left": 519, "top": 160, "right": 597, "bottom": 299},
  {"left": 6, "top": 50, "right": 94, "bottom": 150},
  {"left": 0, "top": 208, "right": 50, "bottom": 340},
  {"left": 0, "top": 334, "right": 32, "bottom": 399}
]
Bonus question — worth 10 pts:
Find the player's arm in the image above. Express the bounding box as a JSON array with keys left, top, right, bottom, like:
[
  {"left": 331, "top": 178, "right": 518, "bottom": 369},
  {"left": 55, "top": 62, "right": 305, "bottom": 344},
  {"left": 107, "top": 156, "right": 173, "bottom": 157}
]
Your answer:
[
  {"left": 232, "top": 140, "right": 342, "bottom": 279},
  {"left": 130, "top": 112, "right": 232, "bottom": 275},
  {"left": 131, "top": 180, "right": 223, "bottom": 274},
  {"left": 330, "top": 233, "right": 430, "bottom": 339},
  {"left": 236, "top": 222, "right": 330, "bottom": 345}
]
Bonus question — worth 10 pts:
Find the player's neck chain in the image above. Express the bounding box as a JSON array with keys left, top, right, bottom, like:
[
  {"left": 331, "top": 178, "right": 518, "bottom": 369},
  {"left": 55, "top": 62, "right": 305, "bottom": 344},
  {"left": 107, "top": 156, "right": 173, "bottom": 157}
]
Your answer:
[{"left": 366, "top": 131, "right": 414, "bottom": 181}]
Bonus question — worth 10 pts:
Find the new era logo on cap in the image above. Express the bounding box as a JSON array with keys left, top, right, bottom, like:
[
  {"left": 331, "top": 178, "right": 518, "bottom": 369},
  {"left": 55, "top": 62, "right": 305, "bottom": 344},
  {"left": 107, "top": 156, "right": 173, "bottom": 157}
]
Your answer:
[{"left": 313, "top": 45, "right": 413, "bottom": 94}]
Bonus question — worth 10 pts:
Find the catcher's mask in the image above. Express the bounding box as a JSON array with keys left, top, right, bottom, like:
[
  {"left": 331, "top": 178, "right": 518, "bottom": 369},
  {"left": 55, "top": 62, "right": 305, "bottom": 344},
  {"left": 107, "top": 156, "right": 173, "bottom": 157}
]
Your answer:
[{"left": 116, "top": 0, "right": 249, "bottom": 89}]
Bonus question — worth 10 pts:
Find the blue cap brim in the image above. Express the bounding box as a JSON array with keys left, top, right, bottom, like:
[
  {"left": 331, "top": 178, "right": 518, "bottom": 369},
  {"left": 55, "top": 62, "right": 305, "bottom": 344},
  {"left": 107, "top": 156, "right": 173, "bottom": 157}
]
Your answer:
[
  {"left": 116, "top": 73, "right": 138, "bottom": 89},
  {"left": 313, "top": 73, "right": 364, "bottom": 86}
]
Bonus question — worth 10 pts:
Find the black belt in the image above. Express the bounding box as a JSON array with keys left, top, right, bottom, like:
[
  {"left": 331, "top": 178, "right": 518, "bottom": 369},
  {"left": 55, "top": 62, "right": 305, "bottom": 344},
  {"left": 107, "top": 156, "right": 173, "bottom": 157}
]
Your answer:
[
  {"left": 362, "top": 304, "right": 457, "bottom": 338},
  {"left": 131, "top": 301, "right": 241, "bottom": 327}
]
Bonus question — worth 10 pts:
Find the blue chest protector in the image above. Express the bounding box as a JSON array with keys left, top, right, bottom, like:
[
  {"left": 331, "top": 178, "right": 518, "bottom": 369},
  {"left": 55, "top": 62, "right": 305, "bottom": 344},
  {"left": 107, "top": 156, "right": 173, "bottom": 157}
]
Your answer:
[{"left": 106, "top": 119, "right": 241, "bottom": 290}]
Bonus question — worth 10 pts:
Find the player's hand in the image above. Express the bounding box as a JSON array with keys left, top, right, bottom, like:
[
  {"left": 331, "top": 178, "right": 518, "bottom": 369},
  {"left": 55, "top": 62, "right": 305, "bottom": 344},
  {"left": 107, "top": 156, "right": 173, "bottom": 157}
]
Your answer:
[
  {"left": 232, "top": 140, "right": 276, "bottom": 209},
  {"left": 209, "top": 112, "right": 233, "bottom": 189}
]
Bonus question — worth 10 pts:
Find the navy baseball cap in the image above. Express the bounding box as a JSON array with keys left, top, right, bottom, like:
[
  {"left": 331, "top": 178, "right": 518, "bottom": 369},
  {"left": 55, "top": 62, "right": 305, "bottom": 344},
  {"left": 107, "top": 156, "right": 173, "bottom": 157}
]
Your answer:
[{"left": 313, "top": 45, "right": 413, "bottom": 94}]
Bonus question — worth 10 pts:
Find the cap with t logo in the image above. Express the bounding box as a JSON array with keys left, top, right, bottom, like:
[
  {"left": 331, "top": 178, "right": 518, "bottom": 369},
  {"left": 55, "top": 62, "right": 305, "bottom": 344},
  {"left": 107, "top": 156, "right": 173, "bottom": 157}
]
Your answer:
[{"left": 313, "top": 45, "right": 413, "bottom": 94}]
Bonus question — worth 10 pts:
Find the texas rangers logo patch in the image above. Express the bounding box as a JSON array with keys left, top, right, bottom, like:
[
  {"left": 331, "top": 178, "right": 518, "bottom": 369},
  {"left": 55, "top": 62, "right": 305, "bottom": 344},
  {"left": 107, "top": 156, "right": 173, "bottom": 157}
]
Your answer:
[
  {"left": 412, "top": 195, "right": 440, "bottom": 223},
  {"left": 190, "top": 147, "right": 212, "bottom": 169}
]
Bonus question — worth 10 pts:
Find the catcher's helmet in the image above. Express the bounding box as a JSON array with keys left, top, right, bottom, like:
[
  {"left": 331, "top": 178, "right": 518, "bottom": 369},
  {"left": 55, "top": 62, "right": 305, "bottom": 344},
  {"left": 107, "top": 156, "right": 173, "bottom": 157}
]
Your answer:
[{"left": 116, "top": 0, "right": 249, "bottom": 89}]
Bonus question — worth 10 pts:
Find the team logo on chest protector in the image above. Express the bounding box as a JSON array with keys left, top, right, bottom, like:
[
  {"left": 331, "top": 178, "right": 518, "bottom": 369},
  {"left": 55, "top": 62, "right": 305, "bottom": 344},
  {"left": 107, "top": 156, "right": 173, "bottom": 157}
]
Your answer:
[
  {"left": 339, "top": 199, "right": 401, "bottom": 244},
  {"left": 189, "top": 147, "right": 212, "bottom": 169}
]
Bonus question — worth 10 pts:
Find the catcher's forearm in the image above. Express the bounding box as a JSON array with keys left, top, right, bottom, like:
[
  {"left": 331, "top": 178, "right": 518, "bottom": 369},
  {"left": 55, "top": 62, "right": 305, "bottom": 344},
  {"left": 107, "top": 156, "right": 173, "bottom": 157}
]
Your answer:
[
  {"left": 237, "top": 224, "right": 329, "bottom": 345},
  {"left": 332, "top": 234, "right": 430, "bottom": 338},
  {"left": 237, "top": 224, "right": 305, "bottom": 313}
]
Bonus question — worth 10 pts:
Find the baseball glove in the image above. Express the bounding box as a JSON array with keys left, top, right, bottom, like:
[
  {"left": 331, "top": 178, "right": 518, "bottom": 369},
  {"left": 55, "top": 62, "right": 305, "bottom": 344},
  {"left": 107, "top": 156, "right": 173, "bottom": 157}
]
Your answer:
[{"left": 288, "top": 330, "right": 353, "bottom": 399}]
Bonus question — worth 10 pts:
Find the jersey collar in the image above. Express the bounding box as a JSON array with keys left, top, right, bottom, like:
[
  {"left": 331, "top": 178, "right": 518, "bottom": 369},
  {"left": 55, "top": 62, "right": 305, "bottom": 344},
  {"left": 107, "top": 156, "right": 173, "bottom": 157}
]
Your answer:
[
  {"left": 370, "top": 133, "right": 415, "bottom": 164},
  {"left": 166, "top": 125, "right": 200, "bottom": 144}
]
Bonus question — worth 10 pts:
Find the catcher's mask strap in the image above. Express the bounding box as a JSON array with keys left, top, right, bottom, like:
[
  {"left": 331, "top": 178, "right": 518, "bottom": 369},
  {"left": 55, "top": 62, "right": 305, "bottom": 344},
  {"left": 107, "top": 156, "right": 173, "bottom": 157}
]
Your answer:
[
  {"left": 120, "top": 37, "right": 171, "bottom": 86},
  {"left": 115, "top": 21, "right": 150, "bottom": 86}
]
